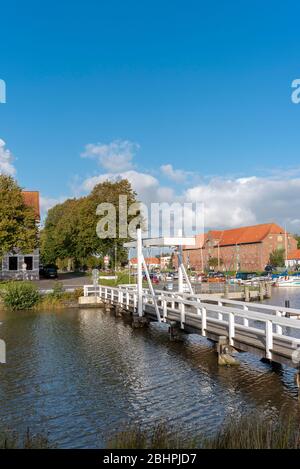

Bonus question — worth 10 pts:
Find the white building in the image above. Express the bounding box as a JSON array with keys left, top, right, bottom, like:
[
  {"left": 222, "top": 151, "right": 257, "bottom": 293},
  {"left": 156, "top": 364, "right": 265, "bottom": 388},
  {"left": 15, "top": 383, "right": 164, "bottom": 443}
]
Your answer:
[
  {"left": 129, "top": 257, "right": 160, "bottom": 270},
  {"left": 160, "top": 255, "right": 171, "bottom": 270},
  {"left": 285, "top": 249, "right": 300, "bottom": 269}
]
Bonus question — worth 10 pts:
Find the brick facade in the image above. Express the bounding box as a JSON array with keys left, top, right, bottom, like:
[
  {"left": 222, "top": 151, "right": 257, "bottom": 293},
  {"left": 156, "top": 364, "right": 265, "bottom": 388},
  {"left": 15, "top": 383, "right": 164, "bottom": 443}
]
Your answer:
[{"left": 181, "top": 223, "right": 297, "bottom": 272}]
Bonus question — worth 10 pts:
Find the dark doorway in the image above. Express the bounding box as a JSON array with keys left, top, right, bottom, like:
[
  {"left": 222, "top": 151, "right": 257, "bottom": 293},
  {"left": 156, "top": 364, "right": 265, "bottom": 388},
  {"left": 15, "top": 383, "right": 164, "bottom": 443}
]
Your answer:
[
  {"left": 24, "top": 256, "right": 33, "bottom": 271},
  {"left": 9, "top": 256, "right": 18, "bottom": 271}
]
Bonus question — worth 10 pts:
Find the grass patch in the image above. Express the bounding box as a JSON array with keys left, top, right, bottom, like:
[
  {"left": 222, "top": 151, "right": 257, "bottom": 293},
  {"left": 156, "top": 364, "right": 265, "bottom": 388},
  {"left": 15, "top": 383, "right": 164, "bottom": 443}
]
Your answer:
[
  {"left": 98, "top": 271, "right": 133, "bottom": 287},
  {"left": 36, "top": 286, "right": 83, "bottom": 310},
  {"left": 106, "top": 411, "right": 300, "bottom": 449},
  {"left": 106, "top": 422, "right": 197, "bottom": 449},
  {"left": 0, "top": 427, "right": 53, "bottom": 449}
]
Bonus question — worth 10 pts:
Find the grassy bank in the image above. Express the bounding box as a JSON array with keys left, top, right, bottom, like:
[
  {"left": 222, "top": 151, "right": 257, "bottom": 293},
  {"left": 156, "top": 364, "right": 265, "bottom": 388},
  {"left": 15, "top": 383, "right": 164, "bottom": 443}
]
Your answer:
[
  {"left": 98, "top": 271, "right": 132, "bottom": 287},
  {"left": 35, "top": 288, "right": 83, "bottom": 310},
  {"left": 0, "top": 281, "right": 83, "bottom": 311},
  {"left": 2, "top": 410, "right": 300, "bottom": 449},
  {"left": 0, "top": 428, "right": 53, "bottom": 449},
  {"left": 106, "top": 411, "right": 300, "bottom": 449}
]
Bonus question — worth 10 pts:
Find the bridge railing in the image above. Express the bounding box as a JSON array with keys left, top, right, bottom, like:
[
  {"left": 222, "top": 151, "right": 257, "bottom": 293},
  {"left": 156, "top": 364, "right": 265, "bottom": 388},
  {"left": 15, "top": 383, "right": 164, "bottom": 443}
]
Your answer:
[
  {"left": 154, "top": 289, "right": 300, "bottom": 320},
  {"left": 151, "top": 290, "right": 300, "bottom": 361},
  {"left": 82, "top": 283, "right": 300, "bottom": 362}
]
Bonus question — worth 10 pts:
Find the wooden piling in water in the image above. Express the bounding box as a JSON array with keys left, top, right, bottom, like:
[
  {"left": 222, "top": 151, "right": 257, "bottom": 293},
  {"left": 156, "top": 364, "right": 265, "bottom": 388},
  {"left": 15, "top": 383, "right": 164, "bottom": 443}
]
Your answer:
[
  {"left": 244, "top": 285, "right": 250, "bottom": 302},
  {"left": 217, "top": 335, "right": 239, "bottom": 366},
  {"left": 259, "top": 282, "right": 264, "bottom": 301},
  {"left": 223, "top": 284, "right": 229, "bottom": 299},
  {"left": 168, "top": 321, "right": 185, "bottom": 341}
]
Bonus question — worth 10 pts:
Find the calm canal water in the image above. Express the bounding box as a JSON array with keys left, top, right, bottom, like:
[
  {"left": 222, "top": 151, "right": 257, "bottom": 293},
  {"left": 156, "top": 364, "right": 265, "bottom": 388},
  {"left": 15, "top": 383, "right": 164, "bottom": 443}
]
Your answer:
[{"left": 0, "top": 287, "right": 300, "bottom": 448}]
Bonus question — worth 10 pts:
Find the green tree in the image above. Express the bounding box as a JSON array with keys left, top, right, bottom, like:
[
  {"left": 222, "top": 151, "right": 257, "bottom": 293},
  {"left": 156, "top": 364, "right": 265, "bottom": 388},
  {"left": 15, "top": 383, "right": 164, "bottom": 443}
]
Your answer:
[
  {"left": 208, "top": 256, "right": 223, "bottom": 270},
  {"left": 294, "top": 234, "right": 300, "bottom": 249},
  {"left": 40, "top": 198, "right": 79, "bottom": 264},
  {"left": 41, "top": 179, "right": 141, "bottom": 268},
  {"left": 0, "top": 175, "right": 38, "bottom": 258},
  {"left": 269, "top": 248, "right": 285, "bottom": 267}
]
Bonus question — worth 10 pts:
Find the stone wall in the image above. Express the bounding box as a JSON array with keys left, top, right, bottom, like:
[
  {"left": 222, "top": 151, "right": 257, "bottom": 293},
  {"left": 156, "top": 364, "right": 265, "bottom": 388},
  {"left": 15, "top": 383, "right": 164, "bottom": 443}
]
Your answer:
[{"left": 0, "top": 249, "right": 40, "bottom": 280}]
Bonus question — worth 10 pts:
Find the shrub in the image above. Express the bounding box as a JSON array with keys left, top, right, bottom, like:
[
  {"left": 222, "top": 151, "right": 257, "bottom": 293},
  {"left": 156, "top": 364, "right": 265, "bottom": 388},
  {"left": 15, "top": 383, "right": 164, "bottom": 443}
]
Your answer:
[
  {"left": 72, "top": 287, "right": 84, "bottom": 299},
  {"left": 49, "top": 281, "right": 64, "bottom": 299},
  {"left": 106, "top": 422, "right": 195, "bottom": 449},
  {"left": 106, "top": 412, "right": 300, "bottom": 449},
  {"left": 1, "top": 281, "right": 40, "bottom": 311},
  {"left": 0, "top": 427, "right": 53, "bottom": 449}
]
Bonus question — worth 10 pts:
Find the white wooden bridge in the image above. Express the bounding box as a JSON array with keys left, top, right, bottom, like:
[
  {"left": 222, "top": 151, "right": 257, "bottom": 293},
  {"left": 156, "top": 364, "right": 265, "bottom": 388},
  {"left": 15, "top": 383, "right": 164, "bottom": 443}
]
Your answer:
[
  {"left": 83, "top": 229, "right": 300, "bottom": 387},
  {"left": 83, "top": 282, "right": 300, "bottom": 372}
]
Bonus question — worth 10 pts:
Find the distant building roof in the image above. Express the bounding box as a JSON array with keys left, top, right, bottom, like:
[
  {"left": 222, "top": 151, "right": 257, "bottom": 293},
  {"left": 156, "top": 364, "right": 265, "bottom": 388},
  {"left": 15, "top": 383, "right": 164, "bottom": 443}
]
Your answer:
[
  {"left": 22, "top": 191, "right": 40, "bottom": 219},
  {"left": 184, "top": 223, "right": 288, "bottom": 249},
  {"left": 287, "top": 249, "right": 300, "bottom": 260},
  {"left": 130, "top": 257, "right": 160, "bottom": 265}
]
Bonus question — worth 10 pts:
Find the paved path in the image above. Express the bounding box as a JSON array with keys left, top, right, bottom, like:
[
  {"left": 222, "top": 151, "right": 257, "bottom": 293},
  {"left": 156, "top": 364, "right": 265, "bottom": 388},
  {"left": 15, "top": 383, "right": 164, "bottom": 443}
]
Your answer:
[{"left": 33, "top": 273, "right": 90, "bottom": 290}]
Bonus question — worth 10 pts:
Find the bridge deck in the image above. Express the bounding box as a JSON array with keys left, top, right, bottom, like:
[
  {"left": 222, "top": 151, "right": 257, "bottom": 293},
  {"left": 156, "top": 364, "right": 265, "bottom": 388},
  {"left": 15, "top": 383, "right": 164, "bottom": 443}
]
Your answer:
[{"left": 83, "top": 284, "right": 300, "bottom": 369}]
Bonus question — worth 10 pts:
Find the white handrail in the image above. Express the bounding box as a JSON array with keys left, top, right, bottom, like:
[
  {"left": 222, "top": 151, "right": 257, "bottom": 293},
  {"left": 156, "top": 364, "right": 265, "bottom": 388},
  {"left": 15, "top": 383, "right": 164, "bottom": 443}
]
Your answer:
[{"left": 83, "top": 283, "right": 300, "bottom": 363}]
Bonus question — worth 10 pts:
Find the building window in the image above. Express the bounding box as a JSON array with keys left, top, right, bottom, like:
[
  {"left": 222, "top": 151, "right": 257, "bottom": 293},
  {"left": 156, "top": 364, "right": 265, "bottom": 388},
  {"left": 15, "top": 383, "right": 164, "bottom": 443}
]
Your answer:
[
  {"left": 24, "top": 256, "right": 33, "bottom": 271},
  {"left": 9, "top": 256, "right": 18, "bottom": 271},
  {"left": 278, "top": 236, "right": 283, "bottom": 242}
]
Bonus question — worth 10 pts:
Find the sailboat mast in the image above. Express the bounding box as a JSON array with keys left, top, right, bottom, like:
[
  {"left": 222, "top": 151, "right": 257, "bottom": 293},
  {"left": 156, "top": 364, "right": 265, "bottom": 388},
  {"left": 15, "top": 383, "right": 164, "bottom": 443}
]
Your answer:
[{"left": 284, "top": 226, "right": 288, "bottom": 266}]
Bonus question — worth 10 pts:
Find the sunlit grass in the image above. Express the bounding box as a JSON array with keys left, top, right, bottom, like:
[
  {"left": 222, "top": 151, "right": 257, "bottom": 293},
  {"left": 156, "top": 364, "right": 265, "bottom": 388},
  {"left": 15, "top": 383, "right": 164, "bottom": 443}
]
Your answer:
[{"left": 106, "top": 412, "right": 300, "bottom": 449}]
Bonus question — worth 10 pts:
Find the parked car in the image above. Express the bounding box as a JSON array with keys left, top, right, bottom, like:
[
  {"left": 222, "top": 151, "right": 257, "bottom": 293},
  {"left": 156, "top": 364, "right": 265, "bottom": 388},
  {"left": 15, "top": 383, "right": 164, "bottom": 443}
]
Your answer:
[
  {"left": 197, "top": 273, "right": 208, "bottom": 282},
  {"left": 208, "top": 272, "right": 226, "bottom": 283},
  {"left": 39, "top": 264, "right": 58, "bottom": 279},
  {"left": 231, "top": 272, "right": 257, "bottom": 284},
  {"left": 143, "top": 273, "right": 159, "bottom": 284}
]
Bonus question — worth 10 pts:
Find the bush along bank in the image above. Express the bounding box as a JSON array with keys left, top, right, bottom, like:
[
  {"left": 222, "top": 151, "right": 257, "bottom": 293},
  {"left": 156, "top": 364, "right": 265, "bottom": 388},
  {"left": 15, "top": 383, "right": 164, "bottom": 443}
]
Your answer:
[{"left": 0, "top": 281, "right": 83, "bottom": 311}]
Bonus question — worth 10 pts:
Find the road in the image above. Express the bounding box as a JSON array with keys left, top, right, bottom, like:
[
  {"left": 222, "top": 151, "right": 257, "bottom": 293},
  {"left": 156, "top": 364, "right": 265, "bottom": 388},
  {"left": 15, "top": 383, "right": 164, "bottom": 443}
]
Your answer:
[{"left": 33, "top": 272, "right": 90, "bottom": 290}]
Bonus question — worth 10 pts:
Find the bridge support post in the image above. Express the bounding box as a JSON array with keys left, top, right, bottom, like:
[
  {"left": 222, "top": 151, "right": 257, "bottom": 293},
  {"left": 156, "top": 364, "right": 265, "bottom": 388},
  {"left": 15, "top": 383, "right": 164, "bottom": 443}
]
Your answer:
[
  {"left": 168, "top": 321, "right": 185, "bottom": 341},
  {"left": 132, "top": 315, "right": 149, "bottom": 328},
  {"left": 137, "top": 227, "right": 143, "bottom": 317},
  {"left": 217, "top": 335, "right": 239, "bottom": 366},
  {"left": 259, "top": 282, "right": 264, "bottom": 301},
  {"left": 115, "top": 305, "right": 123, "bottom": 317},
  {"left": 244, "top": 285, "right": 250, "bottom": 302},
  {"left": 294, "top": 371, "right": 300, "bottom": 399},
  {"left": 265, "top": 282, "right": 272, "bottom": 299}
]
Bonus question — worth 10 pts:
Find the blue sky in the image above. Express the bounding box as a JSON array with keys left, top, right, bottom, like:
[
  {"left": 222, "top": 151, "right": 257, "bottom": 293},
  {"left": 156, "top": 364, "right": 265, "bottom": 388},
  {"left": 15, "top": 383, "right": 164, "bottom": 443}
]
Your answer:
[{"left": 1, "top": 0, "right": 300, "bottom": 229}]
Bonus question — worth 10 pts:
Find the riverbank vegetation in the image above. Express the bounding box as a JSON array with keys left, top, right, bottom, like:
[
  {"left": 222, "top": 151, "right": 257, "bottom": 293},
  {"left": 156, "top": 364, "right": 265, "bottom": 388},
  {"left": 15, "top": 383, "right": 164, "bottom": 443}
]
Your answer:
[
  {"left": 1, "top": 410, "right": 300, "bottom": 449},
  {"left": 0, "top": 427, "right": 53, "bottom": 449},
  {"left": 1, "top": 281, "right": 40, "bottom": 310},
  {"left": 106, "top": 411, "right": 300, "bottom": 449},
  {"left": 0, "top": 281, "right": 83, "bottom": 311}
]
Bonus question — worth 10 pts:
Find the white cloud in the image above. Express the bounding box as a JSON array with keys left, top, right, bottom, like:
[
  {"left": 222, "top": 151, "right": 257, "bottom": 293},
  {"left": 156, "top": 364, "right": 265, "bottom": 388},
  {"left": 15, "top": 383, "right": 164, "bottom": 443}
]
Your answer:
[
  {"left": 185, "top": 176, "right": 300, "bottom": 231},
  {"left": 81, "top": 170, "right": 159, "bottom": 204},
  {"left": 38, "top": 138, "right": 300, "bottom": 234},
  {"left": 81, "top": 140, "right": 139, "bottom": 172},
  {"left": 160, "top": 163, "right": 190, "bottom": 183},
  {"left": 0, "top": 139, "right": 16, "bottom": 176}
]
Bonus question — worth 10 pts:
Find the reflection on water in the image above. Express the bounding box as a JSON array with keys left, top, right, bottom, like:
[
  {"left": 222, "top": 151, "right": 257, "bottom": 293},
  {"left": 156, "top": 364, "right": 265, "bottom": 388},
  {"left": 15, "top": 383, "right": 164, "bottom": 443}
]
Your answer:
[
  {"left": 264, "top": 287, "right": 300, "bottom": 309},
  {"left": 0, "top": 303, "right": 299, "bottom": 448}
]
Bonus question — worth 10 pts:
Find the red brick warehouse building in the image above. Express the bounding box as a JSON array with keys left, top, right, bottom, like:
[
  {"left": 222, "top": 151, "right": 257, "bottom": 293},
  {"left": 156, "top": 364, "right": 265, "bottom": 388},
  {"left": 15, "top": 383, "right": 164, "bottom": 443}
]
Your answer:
[{"left": 182, "top": 223, "right": 297, "bottom": 272}]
